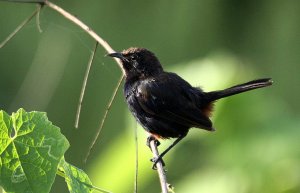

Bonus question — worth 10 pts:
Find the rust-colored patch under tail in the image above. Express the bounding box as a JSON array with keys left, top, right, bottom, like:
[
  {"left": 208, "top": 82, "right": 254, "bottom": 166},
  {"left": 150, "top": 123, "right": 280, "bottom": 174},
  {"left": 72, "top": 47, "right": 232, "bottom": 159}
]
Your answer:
[{"left": 203, "top": 102, "right": 215, "bottom": 117}]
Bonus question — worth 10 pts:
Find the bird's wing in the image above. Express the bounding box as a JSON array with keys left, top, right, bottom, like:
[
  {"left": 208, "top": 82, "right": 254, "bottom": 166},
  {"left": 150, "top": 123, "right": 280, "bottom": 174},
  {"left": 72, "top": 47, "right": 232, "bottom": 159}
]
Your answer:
[{"left": 135, "top": 73, "right": 213, "bottom": 130}]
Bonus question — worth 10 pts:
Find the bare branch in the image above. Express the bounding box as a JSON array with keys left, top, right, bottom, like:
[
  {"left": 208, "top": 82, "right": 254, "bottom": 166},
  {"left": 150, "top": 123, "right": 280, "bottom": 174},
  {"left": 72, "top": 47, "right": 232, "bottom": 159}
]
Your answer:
[
  {"left": 75, "top": 42, "right": 98, "bottom": 129},
  {"left": 149, "top": 140, "right": 169, "bottom": 193}
]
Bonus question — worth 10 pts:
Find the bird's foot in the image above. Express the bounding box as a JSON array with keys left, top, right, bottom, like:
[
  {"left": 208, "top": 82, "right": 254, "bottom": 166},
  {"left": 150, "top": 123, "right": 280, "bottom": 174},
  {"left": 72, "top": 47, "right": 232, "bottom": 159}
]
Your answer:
[
  {"left": 150, "top": 156, "right": 166, "bottom": 170},
  {"left": 147, "top": 135, "right": 165, "bottom": 170},
  {"left": 146, "top": 135, "right": 160, "bottom": 148}
]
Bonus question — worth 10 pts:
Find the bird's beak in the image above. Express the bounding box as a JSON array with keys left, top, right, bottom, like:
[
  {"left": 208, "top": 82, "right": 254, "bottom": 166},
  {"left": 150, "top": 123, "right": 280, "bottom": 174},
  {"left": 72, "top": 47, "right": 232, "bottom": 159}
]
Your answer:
[{"left": 107, "top": 52, "right": 125, "bottom": 60}]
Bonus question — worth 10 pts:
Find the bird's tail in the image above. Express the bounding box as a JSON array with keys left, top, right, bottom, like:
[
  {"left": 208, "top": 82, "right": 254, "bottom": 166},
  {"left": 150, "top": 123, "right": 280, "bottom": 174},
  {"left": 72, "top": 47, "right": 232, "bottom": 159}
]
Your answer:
[{"left": 205, "top": 78, "right": 273, "bottom": 102}]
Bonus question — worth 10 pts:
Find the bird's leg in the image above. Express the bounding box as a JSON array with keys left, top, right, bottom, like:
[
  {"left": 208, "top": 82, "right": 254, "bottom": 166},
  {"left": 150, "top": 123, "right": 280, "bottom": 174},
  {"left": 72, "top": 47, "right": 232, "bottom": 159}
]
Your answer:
[
  {"left": 147, "top": 135, "right": 165, "bottom": 169},
  {"left": 151, "top": 134, "right": 186, "bottom": 170}
]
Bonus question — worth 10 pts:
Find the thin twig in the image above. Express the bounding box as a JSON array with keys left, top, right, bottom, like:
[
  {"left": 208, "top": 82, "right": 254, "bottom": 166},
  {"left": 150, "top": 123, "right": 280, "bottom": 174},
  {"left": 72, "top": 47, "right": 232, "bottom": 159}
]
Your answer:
[
  {"left": 0, "top": 7, "right": 39, "bottom": 48},
  {"left": 84, "top": 74, "right": 124, "bottom": 163},
  {"left": 149, "top": 140, "right": 169, "bottom": 193},
  {"left": 75, "top": 42, "right": 98, "bottom": 128}
]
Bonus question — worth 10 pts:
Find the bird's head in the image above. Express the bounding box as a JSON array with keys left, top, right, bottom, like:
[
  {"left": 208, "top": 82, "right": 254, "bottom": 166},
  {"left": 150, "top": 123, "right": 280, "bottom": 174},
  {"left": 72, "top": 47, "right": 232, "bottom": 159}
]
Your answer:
[{"left": 108, "top": 47, "right": 163, "bottom": 79}]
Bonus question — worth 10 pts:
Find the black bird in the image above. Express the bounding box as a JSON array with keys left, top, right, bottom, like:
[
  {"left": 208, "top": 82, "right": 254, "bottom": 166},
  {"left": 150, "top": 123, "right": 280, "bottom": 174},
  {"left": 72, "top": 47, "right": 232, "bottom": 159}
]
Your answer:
[{"left": 108, "top": 47, "right": 272, "bottom": 168}]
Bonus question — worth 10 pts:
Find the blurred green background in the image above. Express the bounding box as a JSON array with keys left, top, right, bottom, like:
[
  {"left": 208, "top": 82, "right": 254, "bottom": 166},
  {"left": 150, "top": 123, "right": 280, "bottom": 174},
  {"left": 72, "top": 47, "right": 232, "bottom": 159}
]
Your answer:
[{"left": 0, "top": 0, "right": 299, "bottom": 193}]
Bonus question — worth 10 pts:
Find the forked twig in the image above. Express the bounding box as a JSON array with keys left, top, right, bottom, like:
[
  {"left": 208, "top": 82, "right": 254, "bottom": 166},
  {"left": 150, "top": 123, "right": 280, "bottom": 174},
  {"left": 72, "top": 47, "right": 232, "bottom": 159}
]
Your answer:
[
  {"left": 84, "top": 75, "right": 124, "bottom": 163},
  {"left": 75, "top": 42, "right": 98, "bottom": 128}
]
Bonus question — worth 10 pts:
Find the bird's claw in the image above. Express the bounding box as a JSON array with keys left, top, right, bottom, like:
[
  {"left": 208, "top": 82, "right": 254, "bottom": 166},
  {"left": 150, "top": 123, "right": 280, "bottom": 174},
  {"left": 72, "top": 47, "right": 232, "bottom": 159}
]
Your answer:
[
  {"left": 147, "top": 135, "right": 165, "bottom": 169},
  {"left": 150, "top": 156, "right": 166, "bottom": 170}
]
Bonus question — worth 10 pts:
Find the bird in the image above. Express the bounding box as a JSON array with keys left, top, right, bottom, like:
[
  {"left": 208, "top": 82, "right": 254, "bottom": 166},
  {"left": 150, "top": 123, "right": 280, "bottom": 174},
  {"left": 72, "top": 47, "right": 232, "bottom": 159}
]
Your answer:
[{"left": 108, "top": 47, "right": 272, "bottom": 168}]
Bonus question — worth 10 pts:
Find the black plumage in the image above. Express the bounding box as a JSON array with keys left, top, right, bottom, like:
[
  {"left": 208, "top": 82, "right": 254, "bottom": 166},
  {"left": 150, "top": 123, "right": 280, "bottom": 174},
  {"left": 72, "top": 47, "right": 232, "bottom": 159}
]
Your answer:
[{"left": 108, "top": 47, "right": 272, "bottom": 166}]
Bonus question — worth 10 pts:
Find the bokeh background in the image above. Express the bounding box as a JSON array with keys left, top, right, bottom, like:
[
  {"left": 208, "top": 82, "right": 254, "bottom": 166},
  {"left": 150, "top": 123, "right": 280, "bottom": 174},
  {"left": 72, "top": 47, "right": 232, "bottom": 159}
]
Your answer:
[{"left": 1, "top": 0, "right": 299, "bottom": 193}]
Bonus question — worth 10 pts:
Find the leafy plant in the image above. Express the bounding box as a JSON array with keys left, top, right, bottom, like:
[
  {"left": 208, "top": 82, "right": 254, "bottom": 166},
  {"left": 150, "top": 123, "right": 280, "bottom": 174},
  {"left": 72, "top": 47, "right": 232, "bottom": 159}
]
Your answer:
[{"left": 0, "top": 108, "right": 109, "bottom": 193}]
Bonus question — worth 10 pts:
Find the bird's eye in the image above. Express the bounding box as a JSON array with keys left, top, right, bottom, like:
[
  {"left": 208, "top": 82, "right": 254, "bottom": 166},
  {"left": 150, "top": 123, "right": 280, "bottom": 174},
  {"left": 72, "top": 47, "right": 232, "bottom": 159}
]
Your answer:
[{"left": 130, "top": 54, "right": 138, "bottom": 60}]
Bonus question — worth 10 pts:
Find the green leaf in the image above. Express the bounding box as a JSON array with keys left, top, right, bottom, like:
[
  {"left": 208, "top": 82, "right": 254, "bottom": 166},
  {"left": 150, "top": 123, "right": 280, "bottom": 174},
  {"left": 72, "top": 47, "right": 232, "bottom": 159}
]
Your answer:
[
  {"left": 0, "top": 108, "right": 70, "bottom": 193},
  {"left": 58, "top": 158, "right": 111, "bottom": 193},
  {"left": 58, "top": 158, "right": 93, "bottom": 193}
]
